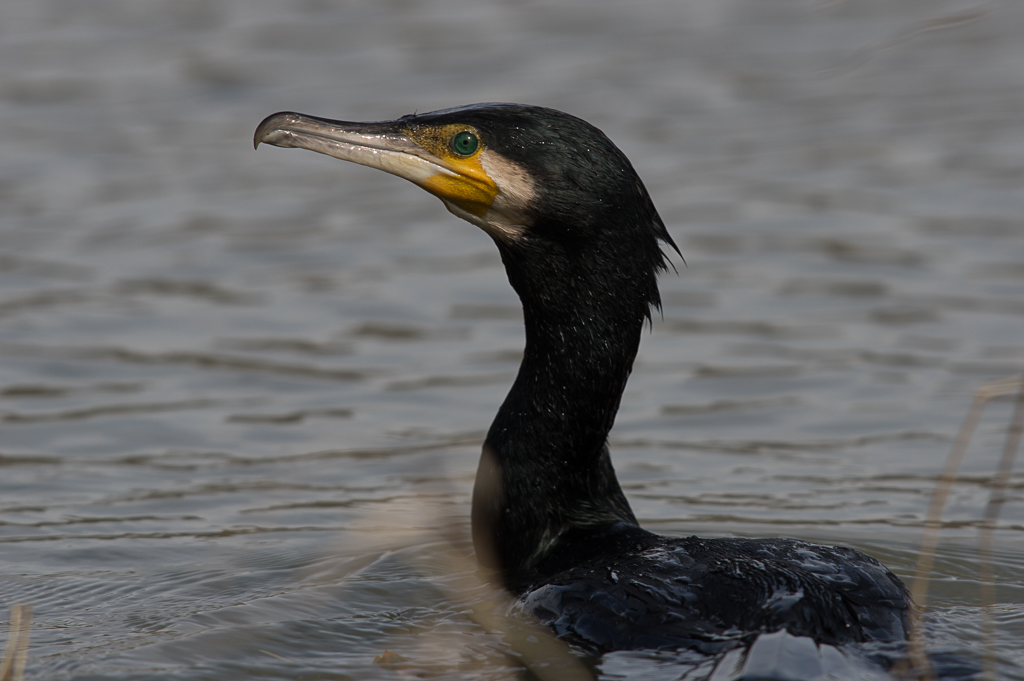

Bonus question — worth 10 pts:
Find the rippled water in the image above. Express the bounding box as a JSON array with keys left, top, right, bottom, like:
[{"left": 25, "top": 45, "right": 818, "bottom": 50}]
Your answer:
[{"left": 2, "top": 0, "right": 1024, "bottom": 678}]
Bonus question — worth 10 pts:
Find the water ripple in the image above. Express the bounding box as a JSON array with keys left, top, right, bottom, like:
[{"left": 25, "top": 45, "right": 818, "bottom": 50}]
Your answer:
[
  {"left": 0, "top": 344, "right": 370, "bottom": 381},
  {"left": 3, "top": 398, "right": 253, "bottom": 424}
]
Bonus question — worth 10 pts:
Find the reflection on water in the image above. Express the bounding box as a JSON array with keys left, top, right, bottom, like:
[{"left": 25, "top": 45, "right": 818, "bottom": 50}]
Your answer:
[{"left": 1, "top": 0, "right": 1023, "bottom": 678}]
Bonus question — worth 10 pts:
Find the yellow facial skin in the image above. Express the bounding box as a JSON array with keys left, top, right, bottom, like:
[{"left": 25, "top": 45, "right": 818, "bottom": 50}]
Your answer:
[
  {"left": 254, "top": 111, "right": 535, "bottom": 241},
  {"left": 403, "top": 124, "right": 498, "bottom": 218}
]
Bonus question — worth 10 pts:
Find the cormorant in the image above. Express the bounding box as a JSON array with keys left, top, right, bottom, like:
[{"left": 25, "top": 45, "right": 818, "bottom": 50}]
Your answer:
[{"left": 253, "top": 103, "right": 911, "bottom": 655}]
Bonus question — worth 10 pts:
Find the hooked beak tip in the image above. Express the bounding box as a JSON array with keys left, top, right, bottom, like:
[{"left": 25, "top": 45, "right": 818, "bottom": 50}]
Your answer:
[{"left": 253, "top": 111, "right": 297, "bottom": 151}]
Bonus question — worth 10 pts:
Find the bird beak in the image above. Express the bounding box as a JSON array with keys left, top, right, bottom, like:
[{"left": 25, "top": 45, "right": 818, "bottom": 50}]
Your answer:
[{"left": 253, "top": 111, "right": 497, "bottom": 218}]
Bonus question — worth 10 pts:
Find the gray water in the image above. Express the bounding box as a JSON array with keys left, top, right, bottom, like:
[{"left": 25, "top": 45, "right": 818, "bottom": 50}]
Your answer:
[{"left": 2, "top": 0, "right": 1024, "bottom": 678}]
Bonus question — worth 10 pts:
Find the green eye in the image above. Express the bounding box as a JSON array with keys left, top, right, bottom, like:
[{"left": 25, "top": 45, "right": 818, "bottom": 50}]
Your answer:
[{"left": 450, "top": 131, "right": 480, "bottom": 156}]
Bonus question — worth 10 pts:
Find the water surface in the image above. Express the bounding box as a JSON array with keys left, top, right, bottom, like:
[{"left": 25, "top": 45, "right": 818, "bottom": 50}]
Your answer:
[{"left": 2, "top": 0, "right": 1024, "bottom": 678}]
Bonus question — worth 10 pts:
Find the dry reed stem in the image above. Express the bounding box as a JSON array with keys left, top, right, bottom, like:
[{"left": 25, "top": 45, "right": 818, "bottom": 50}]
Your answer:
[
  {"left": 0, "top": 604, "right": 32, "bottom": 681},
  {"left": 904, "top": 375, "right": 1024, "bottom": 680},
  {"left": 977, "top": 377, "right": 1024, "bottom": 681},
  {"left": 431, "top": 525, "right": 597, "bottom": 681},
  {"left": 347, "top": 450, "right": 595, "bottom": 680},
  {"left": 814, "top": 3, "right": 992, "bottom": 77}
]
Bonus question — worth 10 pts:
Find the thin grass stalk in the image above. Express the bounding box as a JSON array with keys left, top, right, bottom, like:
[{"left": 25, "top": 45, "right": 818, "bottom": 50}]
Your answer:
[
  {"left": 905, "top": 393, "right": 988, "bottom": 678},
  {"left": 0, "top": 604, "right": 31, "bottom": 681},
  {"left": 977, "top": 376, "right": 1024, "bottom": 681}
]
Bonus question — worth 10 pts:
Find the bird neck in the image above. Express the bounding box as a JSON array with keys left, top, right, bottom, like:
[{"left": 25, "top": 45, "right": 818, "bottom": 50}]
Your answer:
[{"left": 472, "top": 237, "right": 656, "bottom": 585}]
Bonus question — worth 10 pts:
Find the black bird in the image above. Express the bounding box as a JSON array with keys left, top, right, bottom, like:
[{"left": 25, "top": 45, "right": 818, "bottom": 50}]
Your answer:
[{"left": 254, "top": 103, "right": 911, "bottom": 655}]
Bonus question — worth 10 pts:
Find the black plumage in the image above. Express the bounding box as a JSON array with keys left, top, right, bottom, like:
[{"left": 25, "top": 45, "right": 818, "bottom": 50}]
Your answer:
[{"left": 254, "top": 103, "right": 911, "bottom": 656}]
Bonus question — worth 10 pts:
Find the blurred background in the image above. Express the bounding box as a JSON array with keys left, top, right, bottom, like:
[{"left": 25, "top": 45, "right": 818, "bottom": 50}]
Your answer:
[{"left": 1, "top": 0, "right": 1023, "bottom": 678}]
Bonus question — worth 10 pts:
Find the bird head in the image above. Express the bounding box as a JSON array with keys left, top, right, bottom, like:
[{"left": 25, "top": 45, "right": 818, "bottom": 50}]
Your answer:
[{"left": 254, "top": 103, "right": 677, "bottom": 266}]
